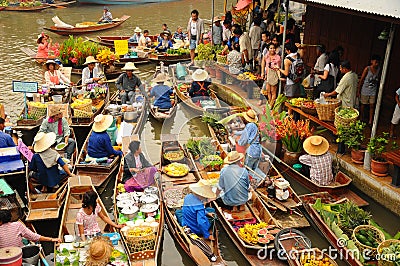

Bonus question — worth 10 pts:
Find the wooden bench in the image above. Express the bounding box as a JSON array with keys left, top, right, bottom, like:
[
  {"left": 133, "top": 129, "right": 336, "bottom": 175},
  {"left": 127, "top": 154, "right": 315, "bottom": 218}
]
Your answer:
[{"left": 382, "top": 150, "right": 400, "bottom": 187}]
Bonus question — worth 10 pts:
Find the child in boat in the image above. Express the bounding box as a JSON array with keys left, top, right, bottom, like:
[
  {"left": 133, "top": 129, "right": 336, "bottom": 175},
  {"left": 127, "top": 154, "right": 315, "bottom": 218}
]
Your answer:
[
  {"left": 36, "top": 32, "right": 52, "bottom": 63},
  {"left": 76, "top": 190, "right": 123, "bottom": 241}
]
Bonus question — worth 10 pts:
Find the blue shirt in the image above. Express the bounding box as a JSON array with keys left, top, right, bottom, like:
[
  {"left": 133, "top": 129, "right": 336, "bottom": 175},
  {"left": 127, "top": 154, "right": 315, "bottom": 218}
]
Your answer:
[
  {"left": 182, "top": 194, "right": 210, "bottom": 239},
  {"left": 87, "top": 131, "right": 122, "bottom": 158},
  {"left": 218, "top": 164, "right": 249, "bottom": 206},
  {"left": 227, "top": 36, "right": 239, "bottom": 49},
  {"left": 238, "top": 122, "right": 262, "bottom": 158},
  {"left": 29, "top": 154, "right": 65, "bottom": 187},
  {"left": 0, "top": 131, "right": 15, "bottom": 148},
  {"left": 150, "top": 85, "right": 173, "bottom": 109}
]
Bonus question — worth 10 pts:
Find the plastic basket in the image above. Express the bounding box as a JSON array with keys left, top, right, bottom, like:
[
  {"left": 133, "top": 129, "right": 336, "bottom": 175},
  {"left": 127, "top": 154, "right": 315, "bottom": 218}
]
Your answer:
[
  {"left": 216, "top": 54, "right": 227, "bottom": 65},
  {"left": 315, "top": 98, "right": 341, "bottom": 121},
  {"left": 73, "top": 109, "right": 92, "bottom": 118},
  {"left": 73, "top": 101, "right": 92, "bottom": 113},
  {"left": 334, "top": 106, "right": 359, "bottom": 129},
  {"left": 125, "top": 226, "right": 156, "bottom": 253},
  {"left": 351, "top": 225, "right": 385, "bottom": 257},
  {"left": 301, "top": 101, "right": 317, "bottom": 116},
  {"left": 377, "top": 239, "right": 400, "bottom": 266}
]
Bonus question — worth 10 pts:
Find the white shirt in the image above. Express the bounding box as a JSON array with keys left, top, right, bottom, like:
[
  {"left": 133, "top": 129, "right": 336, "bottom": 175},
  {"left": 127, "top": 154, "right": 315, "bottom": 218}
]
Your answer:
[
  {"left": 82, "top": 64, "right": 103, "bottom": 85},
  {"left": 190, "top": 21, "right": 197, "bottom": 36}
]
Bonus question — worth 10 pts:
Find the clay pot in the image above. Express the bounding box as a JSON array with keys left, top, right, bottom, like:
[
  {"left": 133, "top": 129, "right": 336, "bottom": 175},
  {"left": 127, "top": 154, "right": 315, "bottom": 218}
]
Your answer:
[
  {"left": 370, "top": 159, "right": 389, "bottom": 177},
  {"left": 351, "top": 149, "right": 365, "bottom": 164},
  {"left": 262, "top": 139, "right": 282, "bottom": 158},
  {"left": 282, "top": 149, "right": 302, "bottom": 166}
]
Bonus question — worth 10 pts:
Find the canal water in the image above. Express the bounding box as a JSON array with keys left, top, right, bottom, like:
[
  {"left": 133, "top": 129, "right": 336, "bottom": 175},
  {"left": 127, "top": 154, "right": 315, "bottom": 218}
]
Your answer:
[{"left": 1, "top": 1, "right": 399, "bottom": 265}]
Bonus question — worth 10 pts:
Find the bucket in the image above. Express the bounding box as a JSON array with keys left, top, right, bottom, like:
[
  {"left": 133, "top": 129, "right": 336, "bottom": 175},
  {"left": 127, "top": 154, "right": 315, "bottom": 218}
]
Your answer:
[
  {"left": 22, "top": 246, "right": 40, "bottom": 266},
  {"left": 0, "top": 247, "right": 22, "bottom": 266},
  {"left": 293, "top": 164, "right": 302, "bottom": 172},
  {"left": 52, "top": 95, "right": 62, "bottom": 103},
  {"left": 106, "top": 126, "right": 117, "bottom": 146}
]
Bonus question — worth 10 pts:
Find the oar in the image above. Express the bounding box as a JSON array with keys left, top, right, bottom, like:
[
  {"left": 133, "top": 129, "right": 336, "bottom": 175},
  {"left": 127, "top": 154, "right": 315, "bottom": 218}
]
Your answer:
[
  {"left": 244, "top": 165, "right": 268, "bottom": 188},
  {"left": 48, "top": 4, "right": 67, "bottom": 8},
  {"left": 48, "top": 181, "right": 67, "bottom": 200},
  {"left": 181, "top": 229, "right": 211, "bottom": 266}
]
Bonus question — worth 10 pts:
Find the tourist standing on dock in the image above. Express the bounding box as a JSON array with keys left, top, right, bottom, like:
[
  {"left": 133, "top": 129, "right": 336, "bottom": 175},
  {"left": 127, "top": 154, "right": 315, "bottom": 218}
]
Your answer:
[
  {"left": 312, "top": 44, "right": 328, "bottom": 87},
  {"left": 227, "top": 42, "right": 243, "bottom": 75},
  {"left": 212, "top": 16, "right": 223, "bottom": 46},
  {"left": 187, "top": 9, "right": 204, "bottom": 65},
  {"left": 81, "top": 56, "right": 103, "bottom": 86},
  {"left": 234, "top": 27, "right": 253, "bottom": 71},
  {"left": 261, "top": 43, "right": 281, "bottom": 107},
  {"left": 0, "top": 118, "right": 15, "bottom": 148},
  {"left": 115, "top": 62, "right": 142, "bottom": 105},
  {"left": 277, "top": 43, "right": 303, "bottom": 98},
  {"left": 98, "top": 6, "right": 113, "bottom": 24},
  {"left": 222, "top": 20, "right": 232, "bottom": 46}
]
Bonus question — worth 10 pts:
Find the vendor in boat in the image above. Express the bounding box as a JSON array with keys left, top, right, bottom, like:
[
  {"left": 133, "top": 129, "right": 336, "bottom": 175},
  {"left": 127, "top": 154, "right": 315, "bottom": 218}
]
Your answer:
[
  {"left": 0, "top": 117, "right": 15, "bottom": 148},
  {"left": 299, "top": 135, "right": 333, "bottom": 186},
  {"left": 36, "top": 32, "right": 52, "bottom": 63},
  {"left": 77, "top": 190, "right": 123, "bottom": 241},
  {"left": 138, "top": 29, "right": 152, "bottom": 48},
  {"left": 0, "top": 210, "right": 61, "bottom": 248},
  {"left": 129, "top": 27, "right": 143, "bottom": 43},
  {"left": 150, "top": 72, "right": 173, "bottom": 110},
  {"left": 173, "top": 26, "right": 187, "bottom": 41},
  {"left": 82, "top": 56, "right": 104, "bottom": 86},
  {"left": 115, "top": 62, "right": 143, "bottom": 105},
  {"left": 98, "top": 6, "right": 113, "bottom": 24},
  {"left": 155, "top": 31, "right": 173, "bottom": 52},
  {"left": 29, "top": 132, "right": 75, "bottom": 193},
  {"left": 38, "top": 107, "right": 75, "bottom": 160},
  {"left": 216, "top": 151, "right": 250, "bottom": 212},
  {"left": 176, "top": 180, "right": 216, "bottom": 240},
  {"left": 189, "top": 69, "right": 211, "bottom": 100},
  {"left": 123, "top": 140, "right": 157, "bottom": 191},
  {"left": 43, "top": 60, "right": 72, "bottom": 87},
  {"left": 87, "top": 114, "right": 123, "bottom": 159}
]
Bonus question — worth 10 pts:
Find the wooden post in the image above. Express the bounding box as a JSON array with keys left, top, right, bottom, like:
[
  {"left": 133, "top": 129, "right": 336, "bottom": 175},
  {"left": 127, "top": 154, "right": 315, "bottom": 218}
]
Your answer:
[
  {"left": 224, "top": 0, "right": 227, "bottom": 14},
  {"left": 278, "top": 0, "right": 289, "bottom": 95}
]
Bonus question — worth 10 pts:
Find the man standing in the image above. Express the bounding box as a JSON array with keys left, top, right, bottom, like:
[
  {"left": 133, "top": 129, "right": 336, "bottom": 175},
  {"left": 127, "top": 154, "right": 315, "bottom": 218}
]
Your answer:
[
  {"left": 222, "top": 20, "right": 231, "bottom": 46},
  {"left": 0, "top": 118, "right": 15, "bottom": 148},
  {"left": 312, "top": 44, "right": 328, "bottom": 87},
  {"left": 115, "top": 62, "right": 143, "bottom": 104},
  {"left": 233, "top": 27, "right": 253, "bottom": 71},
  {"left": 212, "top": 17, "right": 223, "bottom": 46},
  {"left": 187, "top": 9, "right": 204, "bottom": 64},
  {"left": 324, "top": 60, "right": 358, "bottom": 107}
]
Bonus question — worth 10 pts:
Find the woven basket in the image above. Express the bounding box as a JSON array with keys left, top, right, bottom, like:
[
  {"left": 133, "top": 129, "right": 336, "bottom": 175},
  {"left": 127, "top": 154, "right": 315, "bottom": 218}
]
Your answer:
[
  {"left": 352, "top": 225, "right": 385, "bottom": 257},
  {"left": 377, "top": 239, "right": 400, "bottom": 266},
  {"left": 29, "top": 104, "right": 47, "bottom": 119},
  {"left": 301, "top": 101, "right": 317, "bottom": 116},
  {"left": 304, "top": 88, "right": 314, "bottom": 99},
  {"left": 216, "top": 54, "right": 227, "bottom": 65},
  {"left": 315, "top": 99, "right": 341, "bottom": 121},
  {"left": 73, "top": 109, "right": 92, "bottom": 118},
  {"left": 125, "top": 226, "right": 156, "bottom": 253},
  {"left": 73, "top": 101, "right": 92, "bottom": 113},
  {"left": 334, "top": 107, "right": 359, "bottom": 129}
]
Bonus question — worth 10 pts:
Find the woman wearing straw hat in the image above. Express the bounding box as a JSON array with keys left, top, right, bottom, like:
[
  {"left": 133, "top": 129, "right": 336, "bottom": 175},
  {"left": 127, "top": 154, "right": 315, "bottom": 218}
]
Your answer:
[
  {"left": 216, "top": 151, "right": 249, "bottom": 212},
  {"left": 29, "top": 132, "right": 74, "bottom": 193},
  {"left": 85, "top": 236, "right": 113, "bottom": 266},
  {"left": 129, "top": 27, "right": 143, "bottom": 43},
  {"left": 43, "top": 59, "right": 72, "bottom": 87},
  {"left": 155, "top": 31, "right": 173, "bottom": 52},
  {"left": 299, "top": 135, "right": 333, "bottom": 186},
  {"left": 149, "top": 72, "right": 173, "bottom": 109},
  {"left": 38, "top": 107, "right": 75, "bottom": 159},
  {"left": 115, "top": 62, "right": 143, "bottom": 105},
  {"left": 98, "top": 6, "right": 113, "bottom": 24},
  {"left": 36, "top": 32, "right": 52, "bottom": 63},
  {"left": 188, "top": 69, "right": 211, "bottom": 101},
  {"left": 82, "top": 56, "right": 104, "bottom": 86},
  {"left": 87, "top": 114, "right": 123, "bottom": 159}
]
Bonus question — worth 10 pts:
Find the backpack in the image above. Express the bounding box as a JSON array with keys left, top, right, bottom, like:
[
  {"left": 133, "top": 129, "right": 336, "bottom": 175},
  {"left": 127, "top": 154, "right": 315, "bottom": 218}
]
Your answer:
[{"left": 287, "top": 53, "right": 305, "bottom": 83}]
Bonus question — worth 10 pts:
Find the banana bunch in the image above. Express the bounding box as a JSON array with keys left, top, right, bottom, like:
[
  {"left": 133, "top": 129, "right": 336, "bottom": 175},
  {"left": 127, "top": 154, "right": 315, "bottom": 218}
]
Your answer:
[
  {"left": 127, "top": 227, "right": 153, "bottom": 237},
  {"left": 28, "top": 102, "right": 47, "bottom": 108},
  {"left": 164, "top": 163, "right": 189, "bottom": 177},
  {"left": 70, "top": 99, "right": 92, "bottom": 109},
  {"left": 238, "top": 222, "right": 269, "bottom": 245},
  {"left": 237, "top": 72, "right": 257, "bottom": 81},
  {"left": 117, "top": 184, "right": 126, "bottom": 193}
]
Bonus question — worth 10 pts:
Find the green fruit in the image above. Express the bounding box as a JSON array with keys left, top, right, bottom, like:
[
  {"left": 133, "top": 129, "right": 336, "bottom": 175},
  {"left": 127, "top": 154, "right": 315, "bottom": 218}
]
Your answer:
[
  {"left": 356, "top": 234, "right": 369, "bottom": 245},
  {"left": 364, "top": 241, "right": 373, "bottom": 247}
]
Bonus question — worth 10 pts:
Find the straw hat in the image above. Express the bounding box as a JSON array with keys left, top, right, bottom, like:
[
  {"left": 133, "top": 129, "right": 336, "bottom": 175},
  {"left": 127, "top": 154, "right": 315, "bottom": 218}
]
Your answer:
[
  {"left": 33, "top": 132, "right": 56, "bottom": 153},
  {"left": 303, "top": 135, "right": 329, "bottom": 156},
  {"left": 192, "top": 69, "right": 209, "bottom": 82},
  {"left": 83, "top": 56, "right": 98, "bottom": 65},
  {"left": 92, "top": 114, "right": 113, "bottom": 132},
  {"left": 48, "top": 106, "right": 62, "bottom": 117},
  {"left": 134, "top": 26, "right": 142, "bottom": 33},
  {"left": 224, "top": 151, "right": 244, "bottom": 164},
  {"left": 152, "top": 72, "right": 170, "bottom": 83},
  {"left": 121, "top": 62, "right": 138, "bottom": 71},
  {"left": 213, "top": 16, "right": 222, "bottom": 22},
  {"left": 189, "top": 180, "right": 216, "bottom": 199},
  {"left": 43, "top": 60, "right": 59, "bottom": 71},
  {"left": 86, "top": 236, "right": 113, "bottom": 266},
  {"left": 242, "top": 109, "right": 258, "bottom": 123}
]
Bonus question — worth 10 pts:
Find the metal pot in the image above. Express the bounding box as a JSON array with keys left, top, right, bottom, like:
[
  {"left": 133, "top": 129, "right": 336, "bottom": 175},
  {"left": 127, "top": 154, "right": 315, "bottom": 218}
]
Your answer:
[
  {"left": 144, "top": 186, "right": 158, "bottom": 195},
  {"left": 121, "top": 205, "right": 139, "bottom": 220},
  {"left": 124, "top": 111, "right": 138, "bottom": 122},
  {"left": 140, "top": 194, "right": 158, "bottom": 204}
]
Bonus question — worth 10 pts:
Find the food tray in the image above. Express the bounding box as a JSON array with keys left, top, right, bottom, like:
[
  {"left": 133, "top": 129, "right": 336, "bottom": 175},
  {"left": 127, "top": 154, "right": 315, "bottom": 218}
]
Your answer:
[{"left": 17, "top": 116, "right": 44, "bottom": 126}]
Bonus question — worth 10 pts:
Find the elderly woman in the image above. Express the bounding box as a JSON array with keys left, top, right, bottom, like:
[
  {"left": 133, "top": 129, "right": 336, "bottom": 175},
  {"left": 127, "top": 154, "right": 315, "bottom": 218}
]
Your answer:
[
  {"left": 173, "top": 26, "right": 187, "bottom": 41},
  {"left": 123, "top": 141, "right": 157, "bottom": 191},
  {"left": 155, "top": 31, "right": 173, "bottom": 52},
  {"left": 0, "top": 210, "right": 60, "bottom": 248},
  {"left": 43, "top": 60, "right": 72, "bottom": 86},
  {"left": 29, "top": 132, "right": 74, "bottom": 193},
  {"left": 36, "top": 32, "right": 52, "bottom": 63},
  {"left": 150, "top": 72, "right": 173, "bottom": 109}
]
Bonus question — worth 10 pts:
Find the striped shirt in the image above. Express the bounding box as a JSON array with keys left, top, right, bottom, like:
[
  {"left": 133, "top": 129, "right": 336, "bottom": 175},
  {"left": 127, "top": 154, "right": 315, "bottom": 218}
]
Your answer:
[
  {"left": 0, "top": 222, "right": 40, "bottom": 248},
  {"left": 299, "top": 152, "right": 333, "bottom": 186}
]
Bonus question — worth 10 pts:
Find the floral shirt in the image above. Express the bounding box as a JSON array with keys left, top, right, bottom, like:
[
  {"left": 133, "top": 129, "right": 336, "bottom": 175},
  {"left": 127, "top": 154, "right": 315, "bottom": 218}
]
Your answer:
[
  {"left": 76, "top": 204, "right": 101, "bottom": 236},
  {"left": 227, "top": 50, "right": 242, "bottom": 75}
]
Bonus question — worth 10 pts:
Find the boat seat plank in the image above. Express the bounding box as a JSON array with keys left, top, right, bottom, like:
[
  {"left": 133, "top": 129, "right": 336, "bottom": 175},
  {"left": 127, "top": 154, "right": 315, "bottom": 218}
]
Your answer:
[
  {"left": 161, "top": 173, "right": 197, "bottom": 184},
  {"left": 26, "top": 208, "right": 59, "bottom": 221},
  {"left": 222, "top": 206, "right": 253, "bottom": 221}
]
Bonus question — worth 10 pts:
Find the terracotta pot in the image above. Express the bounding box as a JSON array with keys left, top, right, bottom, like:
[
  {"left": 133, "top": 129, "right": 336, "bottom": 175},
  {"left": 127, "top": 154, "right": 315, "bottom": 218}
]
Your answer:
[
  {"left": 370, "top": 159, "right": 389, "bottom": 177},
  {"left": 282, "top": 149, "right": 302, "bottom": 166},
  {"left": 351, "top": 149, "right": 365, "bottom": 164},
  {"left": 262, "top": 139, "right": 282, "bottom": 158}
]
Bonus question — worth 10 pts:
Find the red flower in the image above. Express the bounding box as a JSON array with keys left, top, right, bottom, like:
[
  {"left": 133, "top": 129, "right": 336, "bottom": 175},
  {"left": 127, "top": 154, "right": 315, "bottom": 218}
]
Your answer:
[{"left": 71, "top": 58, "right": 78, "bottom": 64}]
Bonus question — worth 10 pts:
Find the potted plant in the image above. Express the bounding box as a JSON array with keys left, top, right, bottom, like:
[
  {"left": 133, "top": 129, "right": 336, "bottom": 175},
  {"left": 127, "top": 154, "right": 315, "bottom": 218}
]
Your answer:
[
  {"left": 367, "top": 132, "right": 398, "bottom": 176},
  {"left": 336, "top": 121, "right": 366, "bottom": 164},
  {"left": 194, "top": 43, "right": 214, "bottom": 68}
]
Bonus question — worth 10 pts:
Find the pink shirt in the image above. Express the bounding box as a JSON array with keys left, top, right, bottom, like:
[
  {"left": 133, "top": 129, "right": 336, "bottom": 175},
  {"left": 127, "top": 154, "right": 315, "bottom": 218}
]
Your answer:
[
  {"left": 134, "top": 155, "right": 142, "bottom": 169},
  {"left": 76, "top": 204, "right": 101, "bottom": 236},
  {"left": 36, "top": 42, "right": 49, "bottom": 59},
  {"left": 0, "top": 222, "right": 40, "bottom": 248},
  {"left": 264, "top": 53, "right": 281, "bottom": 74}
]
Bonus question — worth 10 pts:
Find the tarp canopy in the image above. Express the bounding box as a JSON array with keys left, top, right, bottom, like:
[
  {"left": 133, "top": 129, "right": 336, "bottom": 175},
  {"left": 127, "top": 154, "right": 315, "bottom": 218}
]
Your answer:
[{"left": 235, "top": 0, "right": 252, "bottom": 11}]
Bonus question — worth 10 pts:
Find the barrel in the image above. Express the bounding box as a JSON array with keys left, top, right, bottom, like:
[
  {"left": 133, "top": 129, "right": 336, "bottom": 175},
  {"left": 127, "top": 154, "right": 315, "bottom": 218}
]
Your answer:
[
  {"left": 22, "top": 245, "right": 40, "bottom": 266},
  {"left": 0, "top": 247, "right": 22, "bottom": 266}
]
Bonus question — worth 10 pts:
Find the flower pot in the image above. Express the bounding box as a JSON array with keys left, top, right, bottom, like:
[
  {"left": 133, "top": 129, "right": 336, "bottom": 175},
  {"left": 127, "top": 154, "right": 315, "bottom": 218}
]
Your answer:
[
  {"left": 262, "top": 139, "right": 282, "bottom": 158},
  {"left": 283, "top": 149, "right": 302, "bottom": 166},
  {"left": 351, "top": 149, "right": 365, "bottom": 164},
  {"left": 370, "top": 159, "right": 389, "bottom": 177}
]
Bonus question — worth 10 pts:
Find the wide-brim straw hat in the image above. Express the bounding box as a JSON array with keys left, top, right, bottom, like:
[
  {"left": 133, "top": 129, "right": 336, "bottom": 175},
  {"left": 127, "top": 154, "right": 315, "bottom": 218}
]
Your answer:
[
  {"left": 134, "top": 26, "right": 142, "bottom": 33},
  {"left": 224, "top": 151, "right": 244, "bottom": 164},
  {"left": 242, "top": 109, "right": 258, "bottom": 123},
  {"left": 83, "top": 56, "right": 98, "bottom": 65},
  {"left": 48, "top": 106, "right": 63, "bottom": 117},
  {"left": 152, "top": 72, "right": 170, "bottom": 83},
  {"left": 86, "top": 236, "right": 113, "bottom": 266},
  {"left": 303, "top": 135, "right": 329, "bottom": 156},
  {"left": 43, "top": 60, "right": 59, "bottom": 71},
  {"left": 92, "top": 114, "right": 113, "bottom": 132},
  {"left": 34, "top": 132, "right": 56, "bottom": 153},
  {"left": 189, "top": 180, "right": 216, "bottom": 199},
  {"left": 121, "top": 62, "right": 138, "bottom": 71},
  {"left": 192, "top": 69, "right": 209, "bottom": 82},
  {"left": 213, "top": 16, "right": 222, "bottom": 22}
]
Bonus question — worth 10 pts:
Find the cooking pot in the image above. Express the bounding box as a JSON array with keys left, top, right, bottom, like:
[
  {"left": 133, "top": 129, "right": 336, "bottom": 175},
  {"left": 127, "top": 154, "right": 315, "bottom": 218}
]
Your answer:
[
  {"left": 0, "top": 247, "right": 22, "bottom": 266},
  {"left": 140, "top": 194, "right": 158, "bottom": 204},
  {"left": 124, "top": 111, "right": 138, "bottom": 123},
  {"left": 117, "top": 199, "right": 135, "bottom": 209},
  {"left": 144, "top": 186, "right": 158, "bottom": 195},
  {"left": 121, "top": 205, "right": 139, "bottom": 220}
]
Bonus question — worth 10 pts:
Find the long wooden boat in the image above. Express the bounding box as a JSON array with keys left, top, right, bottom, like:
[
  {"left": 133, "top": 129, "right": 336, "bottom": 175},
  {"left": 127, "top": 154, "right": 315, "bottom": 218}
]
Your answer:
[
  {"left": 148, "top": 53, "right": 190, "bottom": 66},
  {"left": 160, "top": 134, "right": 226, "bottom": 265},
  {"left": 44, "top": 15, "right": 130, "bottom": 36},
  {"left": 79, "top": 0, "right": 174, "bottom": 5},
  {"left": 2, "top": 4, "right": 51, "bottom": 11},
  {"left": 48, "top": 0, "right": 77, "bottom": 8},
  {"left": 96, "top": 35, "right": 158, "bottom": 48}
]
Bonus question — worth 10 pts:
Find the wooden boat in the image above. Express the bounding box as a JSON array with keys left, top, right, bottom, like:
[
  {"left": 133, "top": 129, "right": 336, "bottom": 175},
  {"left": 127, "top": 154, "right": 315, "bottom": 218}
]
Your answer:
[
  {"left": 160, "top": 134, "right": 226, "bottom": 265},
  {"left": 78, "top": 0, "right": 174, "bottom": 5},
  {"left": 96, "top": 35, "right": 158, "bottom": 48},
  {"left": 2, "top": 4, "right": 51, "bottom": 11},
  {"left": 274, "top": 228, "right": 312, "bottom": 265},
  {"left": 44, "top": 15, "right": 130, "bottom": 36},
  {"left": 0, "top": 179, "right": 24, "bottom": 221},
  {"left": 148, "top": 53, "right": 191, "bottom": 65},
  {"left": 48, "top": 0, "right": 77, "bottom": 8}
]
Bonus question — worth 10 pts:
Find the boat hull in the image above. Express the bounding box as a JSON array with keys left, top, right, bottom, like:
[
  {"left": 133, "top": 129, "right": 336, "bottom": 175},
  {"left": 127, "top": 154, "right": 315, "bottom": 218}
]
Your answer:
[{"left": 78, "top": 0, "right": 174, "bottom": 5}]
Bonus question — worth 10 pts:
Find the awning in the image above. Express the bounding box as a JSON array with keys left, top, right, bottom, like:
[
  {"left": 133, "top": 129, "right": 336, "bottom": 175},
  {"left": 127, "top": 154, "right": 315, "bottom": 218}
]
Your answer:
[{"left": 235, "top": 0, "right": 252, "bottom": 11}]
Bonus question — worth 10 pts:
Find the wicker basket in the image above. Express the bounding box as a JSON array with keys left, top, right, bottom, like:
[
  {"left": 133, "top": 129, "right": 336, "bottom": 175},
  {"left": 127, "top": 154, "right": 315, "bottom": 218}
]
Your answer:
[
  {"left": 304, "top": 88, "right": 314, "bottom": 100},
  {"left": 73, "top": 101, "right": 92, "bottom": 113},
  {"left": 315, "top": 99, "right": 341, "bottom": 121},
  {"left": 377, "top": 239, "right": 400, "bottom": 266},
  {"left": 28, "top": 103, "right": 47, "bottom": 119},
  {"left": 73, "top": 109, "right": 93, "bottom": 118},
  {"left": 351, "top": 225, "right": 385, "bottom": 257},
  {"left": 125, "top": 226, "right": 156, "bottom": 253},
  {"left": 216, "top": 54, "right": 227, "bottom": 65},
  {"left": 334, "top": 107, "right": 359, "bottom": 129},
  {"left": 301, "top": 101, "right": 317, "bottom": 116}
]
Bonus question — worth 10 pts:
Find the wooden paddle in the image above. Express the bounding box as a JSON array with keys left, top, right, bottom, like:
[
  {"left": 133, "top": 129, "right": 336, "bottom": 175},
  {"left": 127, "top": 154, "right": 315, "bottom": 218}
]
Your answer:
[
  {"left": 48, "top": 181, "right": 67, "bottom": 200},
  {"left": 180, "top": 228, "right": 211, "bottom": 266}
]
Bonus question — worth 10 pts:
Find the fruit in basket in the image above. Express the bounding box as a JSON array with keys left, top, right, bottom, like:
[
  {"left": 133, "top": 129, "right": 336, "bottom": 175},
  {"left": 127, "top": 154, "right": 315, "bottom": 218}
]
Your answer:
[
  {"left": 200, "top": 155, "right": 223, "bottom": 167},
  {"left": 164, "top": 150, "right": 184, "bottom": 161},
  {"left": 355, "top": 229, "right": 380, "bottom": 248},
  {"left": 238, "top": 222, "right": 270, "bottom": 245},
  {"left": 164, "top": 163, "right": 189, "bottom": 177},
  {"left": 337, "top": 107, "right": 358, "bottom": 119},
  {"left": 300, "top": 254, "right": 335, "bottom": 266},
  {"left": 288, "top": 98, "right": 306, "bottom": 107},
  {"left": 28, "top": 102, "right": 47, "bottom": 108},
  {"left": 70, "top": 98, "right": 92, "bottom": 109},
  {"left": 302, "top": 101, "right": 316, "bottom": 109},
  {"left": 127, "top": 227, "right": 153, "bottom": 237}
]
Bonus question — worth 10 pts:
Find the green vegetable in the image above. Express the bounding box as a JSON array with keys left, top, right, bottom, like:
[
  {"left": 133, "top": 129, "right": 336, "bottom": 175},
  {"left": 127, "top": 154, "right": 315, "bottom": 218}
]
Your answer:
[
  {"left": 356, "top": 234, "right": 369, "bottom": 245},
  {"left": 337, "top": 107, "right": 358, "bottom": 119}
]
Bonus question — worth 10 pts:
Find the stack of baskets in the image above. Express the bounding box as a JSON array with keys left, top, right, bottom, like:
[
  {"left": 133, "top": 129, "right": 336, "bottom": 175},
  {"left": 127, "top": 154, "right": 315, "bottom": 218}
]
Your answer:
[
  {"left": 377, "top": 239, "right": 400, "bottom": 266},
  {"left": 28, "top": 102, "right": 47, "bottom": 119},
  {"left": 315, "top": 98, "right": 341, "bottom": 121},
  {"left": 351, "top": 225, "right": 385, "bottom": 257},
  {"left": 334, "top": 106, "right": 359, "bottom": 129},
  {"left": 216, "top": 54, "right": 227, "bottom": 65},
  {"left": 125, "top": 226, "right": 156, "bottom": 255},
  {"left": 72, "top": 100, "right": 92, "bottom": 118}
]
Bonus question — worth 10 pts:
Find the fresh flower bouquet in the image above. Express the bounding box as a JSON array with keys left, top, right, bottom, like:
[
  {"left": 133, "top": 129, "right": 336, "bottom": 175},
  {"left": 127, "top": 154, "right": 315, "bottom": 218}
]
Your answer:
[
  {"left": 259, "top": 95, "right": 287, "bottom": 142},
  {"left": 59, "top": 36, "right": 102, "bottom": 66},
  {"left": 276, "top": 117, "right": 313, "bottom": 152},
  {"left": 96, "top": 48, "right": 119, "bottom": 65}
]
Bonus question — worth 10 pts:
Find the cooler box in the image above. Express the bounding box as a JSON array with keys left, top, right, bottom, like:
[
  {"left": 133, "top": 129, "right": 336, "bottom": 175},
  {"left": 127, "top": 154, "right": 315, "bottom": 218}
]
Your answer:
[
  {"left": 0, "top": 160, "right": 24, "bottom": 174},
  {"left": 0, "top": 147, "right": 20, "bottom": 162}
]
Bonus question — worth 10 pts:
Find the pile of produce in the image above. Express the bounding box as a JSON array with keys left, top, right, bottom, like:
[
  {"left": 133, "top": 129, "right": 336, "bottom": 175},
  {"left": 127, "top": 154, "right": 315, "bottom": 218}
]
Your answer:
[
  {"left": 28, "top": 102, "right": 47, "bottom": 109},
  {"left": 70, "top": 98, "right": 92, "bottom": 109},
  {"left": 200, "top": 155, "right": 223, "bottom": 168},
  {"left": 127, "top": 227, "right": 153, "bottom": 237},
  {"left": 237, "top": 72, "right": 258, "bottom": 81},
  {"left": 75, "top": 21, "right": 98, "bottom": 27},
  {"left": 186, "top": 137, "right": 216, "bottom": 159},
  {"left": 336, "top": 107, "right": 358, "bottom": 119},
  {"left": 164, "top": 163, "right": 189, "bottom": 177},
  {"left": 55, "top": 248, "right": 80, "bottom": 265},
  {"left": 378, "top": 241, "right": 400, "bottom": 264},
  {"left": 194, "top": 43, "right": 214, "bottom": 61},
  {"left": 59, "top": 36, "right": 102, "bottom": 66},
  {"left": 355, "top": 228, "right": 380, "bottom": 248},
  {"left": 96, "top": 48, "right": 119, "bottom": 65},
  {"left": 163, "top": 150, "right": 184, "bottom": 161},
  {"left": 302, "top": 101, "right": 316, "bottom": 109},
  {"left": 299, "top": 253, "right": 335, "bottom": 266},
  {"left": 204, "top": 172, "right": 220, "bottom": 180},
  {"left": 202, "top": 112, "right": 229, "bottom": 144},
  {"left": 166, "top": 48, "right": 190, "bottom": 55},
  {"left": 177, "top": 83, "right": 190, "bottom": 93},
  {"left": 288, "top": 98, "right": 307, "bottom": 107},
  {"left": 238, "top": 222, "right": 275, "bottom": 246}
]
